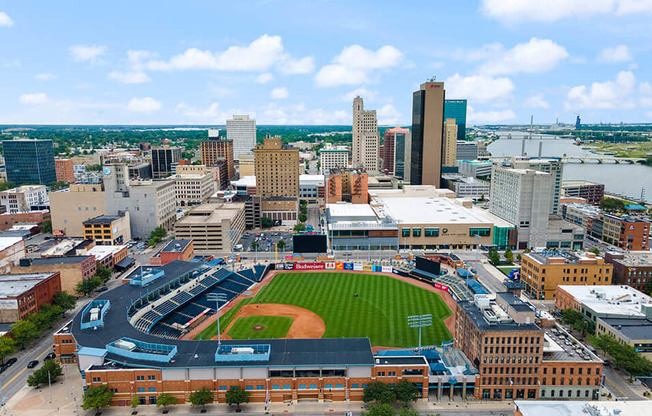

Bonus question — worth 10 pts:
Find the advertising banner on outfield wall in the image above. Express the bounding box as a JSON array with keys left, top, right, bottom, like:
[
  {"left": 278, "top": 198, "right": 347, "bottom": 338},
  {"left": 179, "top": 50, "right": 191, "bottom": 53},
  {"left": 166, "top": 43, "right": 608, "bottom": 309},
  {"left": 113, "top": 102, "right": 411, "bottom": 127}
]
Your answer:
[
  {"left": 434, "top": 282, "right": 449, "bottom": 292},
  {"left": 335, "top": 262, "right": 344, "bottom": 270},
  {"left": 294, "top": 262, "right": 325, "bottom": 270},
  {"left": 325, "top": 262, "right": 335, "bottom": 270},
  {"left": 363, "top": 265, "right": 373, "bottom": 271},
  {"left": 353, "top": 263, "right": 363, "bottom": 271},
  {"left": 344, "top": 262, "right": 354, "bottom": 270},
  {"left": 381, "top": 266, "right": 393, "bottom": 273}
]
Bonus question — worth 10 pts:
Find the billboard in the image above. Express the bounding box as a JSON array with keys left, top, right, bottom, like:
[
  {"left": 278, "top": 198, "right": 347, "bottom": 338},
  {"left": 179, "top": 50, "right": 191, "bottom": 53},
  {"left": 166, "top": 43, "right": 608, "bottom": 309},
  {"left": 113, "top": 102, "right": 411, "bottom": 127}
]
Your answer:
[
  {"left": 293, "top": 234, "right": 327, "bottom": 253},
  {"left": 293, "top": 262, "right": 325, "bottom": 270},
  {"left": 415, "top": 256, "right": 441, "bottom": 275}
]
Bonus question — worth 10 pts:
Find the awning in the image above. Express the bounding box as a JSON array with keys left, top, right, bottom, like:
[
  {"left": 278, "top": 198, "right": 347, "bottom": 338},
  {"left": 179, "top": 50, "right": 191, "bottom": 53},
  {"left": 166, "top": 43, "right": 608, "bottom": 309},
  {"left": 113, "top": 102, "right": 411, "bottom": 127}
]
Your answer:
[{"left": 115, "top": 256, "right": 135, "bottom": 270}]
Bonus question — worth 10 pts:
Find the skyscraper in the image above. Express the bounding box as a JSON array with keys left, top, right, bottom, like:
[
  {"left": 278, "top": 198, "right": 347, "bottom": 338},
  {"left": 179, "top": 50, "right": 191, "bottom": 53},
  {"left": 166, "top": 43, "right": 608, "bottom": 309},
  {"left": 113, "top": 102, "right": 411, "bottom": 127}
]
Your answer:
[
  {"left": 226, "top": 115, "right": 256, "bottom": 160},
  {"left": 254, "top": 137, "right": 300, "bottom": 222},
  {"left": 381, "top": 127, "right": 410, "bottom": 178},
  {"left": 442, "top": 119, "right": 458, "bottom": 167},
  {"left": 409, "top": 81, "right": 445, "bottom": 187},
  {"left": 2, "top": 139, "right": 56, "bottom": 186},
  {"left": 444, "top": 99, "right": 467, "bottom": 142},
  {"left": 512, "top": 157, "right": 563, "bottom": 215},
  {"left": 200, "top": 139, "right": 235, "bottom": 180},
  {"left": 151, "top": 146, "right": 181, "bottom": 179},
  {"left": 352, "top": 97, "right": 379, "bottom": 172}
]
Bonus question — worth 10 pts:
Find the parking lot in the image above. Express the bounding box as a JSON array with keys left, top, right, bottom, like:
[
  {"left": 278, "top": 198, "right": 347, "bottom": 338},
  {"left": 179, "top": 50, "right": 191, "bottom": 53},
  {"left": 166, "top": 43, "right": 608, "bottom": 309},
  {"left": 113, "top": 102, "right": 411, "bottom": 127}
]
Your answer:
[{"left": 236, "top": 230, "right": 293, "bottom": 255}]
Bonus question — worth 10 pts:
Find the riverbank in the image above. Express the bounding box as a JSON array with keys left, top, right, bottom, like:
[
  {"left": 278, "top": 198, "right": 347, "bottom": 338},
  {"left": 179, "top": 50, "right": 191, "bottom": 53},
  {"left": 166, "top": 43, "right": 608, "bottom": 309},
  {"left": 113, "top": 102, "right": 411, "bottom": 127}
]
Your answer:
[{"left": 583, "top": 139, "right": 652, "bottom": 159}]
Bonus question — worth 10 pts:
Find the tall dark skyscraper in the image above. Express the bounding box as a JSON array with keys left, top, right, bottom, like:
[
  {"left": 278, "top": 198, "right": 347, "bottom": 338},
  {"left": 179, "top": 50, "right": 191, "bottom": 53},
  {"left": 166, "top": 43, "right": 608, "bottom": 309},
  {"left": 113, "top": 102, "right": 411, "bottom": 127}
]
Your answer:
[
  {"left": 2, "top": 139, "right": 56, "bottom": 186},
  {"left": 409, "top": 81, "right": 445, "bottom": 187},
  {"left": 444, "top": 99, "right": 467, "bottom": 142},
  {"left": 575, "top": 115, "right": 581, "bottom": 129},
  {"left": 151, "top": 146, "right": 182, "bottom": 178}
]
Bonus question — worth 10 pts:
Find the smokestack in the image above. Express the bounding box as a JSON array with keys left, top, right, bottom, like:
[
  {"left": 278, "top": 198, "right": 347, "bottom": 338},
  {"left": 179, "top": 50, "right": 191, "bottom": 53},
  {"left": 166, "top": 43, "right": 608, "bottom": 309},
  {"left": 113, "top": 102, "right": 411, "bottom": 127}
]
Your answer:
[
  {"left": 529, "top": 115, "right": 533, "bottom": 140},
  {"left": 538, "top": 141, "right": 543, "bottom": 159},
  {"left": 521, "top": 139, "right": 526, "bottom": 157}
]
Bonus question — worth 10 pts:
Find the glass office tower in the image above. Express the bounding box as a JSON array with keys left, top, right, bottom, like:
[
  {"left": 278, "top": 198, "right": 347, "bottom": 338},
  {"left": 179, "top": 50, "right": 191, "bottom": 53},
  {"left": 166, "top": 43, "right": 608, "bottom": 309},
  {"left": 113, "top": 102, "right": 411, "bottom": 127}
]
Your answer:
[
  {"left": 444, "top": 99, "right": 467, "bottom": 142},
  {"left": 2, "top": 139, "right": 56, "bottom": 185}
]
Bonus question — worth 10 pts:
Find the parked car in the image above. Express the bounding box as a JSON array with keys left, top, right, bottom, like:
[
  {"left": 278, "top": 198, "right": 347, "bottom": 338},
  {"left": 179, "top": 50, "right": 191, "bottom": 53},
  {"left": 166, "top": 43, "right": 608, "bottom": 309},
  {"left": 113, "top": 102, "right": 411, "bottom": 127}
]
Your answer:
[
  {"left": 96, "top": 286, "right": 108, "bottom": 293},
  {"left": 5, "top": 357, "right": 17, "bottom": 367},
  {"left": 44, "top": 353, "right": 56, "bottom": 361},
  {"left": 27, "top": 360, "right": 39, "bottom": 368}
]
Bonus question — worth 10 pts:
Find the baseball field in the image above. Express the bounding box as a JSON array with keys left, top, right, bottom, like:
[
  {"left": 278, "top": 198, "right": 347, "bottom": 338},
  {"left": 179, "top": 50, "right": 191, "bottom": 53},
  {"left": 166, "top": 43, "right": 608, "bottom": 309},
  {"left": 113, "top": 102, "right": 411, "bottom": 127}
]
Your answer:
[{"left": 198, "top": 272, "right": 452, "bottom": 347}]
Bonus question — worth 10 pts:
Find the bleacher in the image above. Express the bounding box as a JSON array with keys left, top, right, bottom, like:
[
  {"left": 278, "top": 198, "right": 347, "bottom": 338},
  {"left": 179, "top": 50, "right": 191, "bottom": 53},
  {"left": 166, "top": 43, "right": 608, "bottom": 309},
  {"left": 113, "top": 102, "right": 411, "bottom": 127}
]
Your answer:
[
  {"left": 253, "top": 265, "right": 268, "bottom": 282},
  {"left": 147, "top": 268, "right": 257, "bottom": 339}
]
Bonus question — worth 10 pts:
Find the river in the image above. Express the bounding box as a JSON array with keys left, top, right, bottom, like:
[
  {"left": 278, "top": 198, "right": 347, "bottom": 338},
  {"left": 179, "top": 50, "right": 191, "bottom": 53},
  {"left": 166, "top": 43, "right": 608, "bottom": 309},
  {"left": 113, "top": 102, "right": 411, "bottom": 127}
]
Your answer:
[{"left": 487, "top": 132, "right": 652, "bottom": 203}]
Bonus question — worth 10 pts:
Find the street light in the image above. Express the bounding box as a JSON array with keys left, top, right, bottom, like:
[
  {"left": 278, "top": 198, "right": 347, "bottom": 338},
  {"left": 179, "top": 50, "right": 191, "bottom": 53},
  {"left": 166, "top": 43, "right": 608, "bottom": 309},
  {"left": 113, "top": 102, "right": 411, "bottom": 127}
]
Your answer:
[
  {"left": 407, "top": 314, "right": 432, "bottom": 353},
  {"left": 207, "top": 292, "right": 227, "bottom": 345}
]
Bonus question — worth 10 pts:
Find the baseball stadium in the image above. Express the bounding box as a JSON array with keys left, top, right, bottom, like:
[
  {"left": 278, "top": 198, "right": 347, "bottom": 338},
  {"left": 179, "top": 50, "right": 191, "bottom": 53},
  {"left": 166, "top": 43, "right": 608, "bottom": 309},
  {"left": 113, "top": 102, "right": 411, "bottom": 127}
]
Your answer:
[{"left": 55, "top": 259, "right": 478, "bottom": 407}]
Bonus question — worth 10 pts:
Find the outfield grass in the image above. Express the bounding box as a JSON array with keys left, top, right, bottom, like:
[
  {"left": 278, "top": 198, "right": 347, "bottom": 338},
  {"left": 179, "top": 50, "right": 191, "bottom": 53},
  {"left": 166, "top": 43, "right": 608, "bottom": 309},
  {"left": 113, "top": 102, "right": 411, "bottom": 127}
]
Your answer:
[
  {"left": 227, "top": 316, "right": 293, "bottom": 339},
  {"left": 199, "top": 272, "right": 452, "bottom": 347}
]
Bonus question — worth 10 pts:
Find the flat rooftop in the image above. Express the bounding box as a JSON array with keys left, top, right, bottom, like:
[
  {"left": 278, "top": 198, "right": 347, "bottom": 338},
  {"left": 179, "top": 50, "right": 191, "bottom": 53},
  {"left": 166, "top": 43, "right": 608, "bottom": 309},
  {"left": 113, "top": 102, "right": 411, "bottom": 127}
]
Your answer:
[
  {"left": 608, "top": 251, "right": 652, "bottom": 267},
  {"left": 558, "top": 285, "right": 651, "bottom": 318},
  {"left": 87, "top": 245, "right": 127, "bottom": 260},
  {"left": 458, "top": 300, "right": 540, "bottom": 332},
  {"left": 514, "top": 400, "right": 649, "bottom": 416},
  {"left": 0, "top": 236, "right": 23, "bottom": 251},
  {"left": 327, "top": 203, "right": 377, "bottom": 221},
  {"left": 161, "top": 239, "right": 192, "bottom": 253},
  {"left": 0, "top": 273, "right": 55, "bottom": 298},
  {"left": 31, "top": 255, "right": 93, "bottom": 265},
  {"left": 542, "top": 326, "right": 601, "bottom": 363},
  {"left": 526, "top": 251, "right": 603, "bottom": 265},
  {"left": 599, "top": 318, "right": 652, "bottom": 340},
  {"left": 83, "top": 215, "right": 124, "bottom": 224},
  {"left": 177, "top": 202, "right": 245, "bottom": 224}
]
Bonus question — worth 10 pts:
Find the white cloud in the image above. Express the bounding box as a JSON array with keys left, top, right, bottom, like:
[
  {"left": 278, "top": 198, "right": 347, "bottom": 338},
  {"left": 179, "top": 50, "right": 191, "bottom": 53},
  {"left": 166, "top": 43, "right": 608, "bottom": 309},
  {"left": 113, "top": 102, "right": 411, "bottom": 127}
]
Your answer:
[
  {"left": 467, "top": 106, "right": 518, "bottom": 124},
  {"left": 254, "top": 73, "right": 273, "bottom": 84},
  {"left": 524, "top": 94, "right": 550, "bottom": 109},
  {"left": 126, "top": 97, "right": 162, "bottom": 112},
  {"left": 19, "top": 93, "right": 49, "bottom": 105},
  {"left": 481, "top": 0, "right": 652, "bottom": 22},
  {"left": 69, "top": 45, "right": 107, "bottom": 63},
  {"left": 0, "top": 11, "right": 14, "bottom": 27},
  {"left": 142, "top": 35, "right": 312, "bottom": 74},
  {"left": 445, "top": 73, "right": 515, "bottom": 103},
  {"left": 108, "top": 71, "right": 151, "bottom": 84},
  {"left": 479, "top": 38, "right": 568, "bottom": 75},
  {"left": 597, "top": 45, "right": 633, "bottom": 63},
  {"left": 341, "top": 88, "right": 379, "bottom": 102},
  {"left": 315, "top": 44, "right": 403, "bottom": 87},
  {"left": 270, "top": 87, "right": 289, "bottom": 99},
  {"left": 639, "top": 82, "right": 652, "bottom": 107},
  {"left": 278, "top": 56, "right": 315, "bottom": 74},
  {"left": 377, "top": 104, "right": 402, "bottom": 125},
  {"left": 35, "top": 73, "right": 57, "bottom": 81},
  {"left": 565, "top": 71, "right": 637, "bottom": 110},
  {"left": 448, "top": 43, "right": 504, "bottom": 61}
]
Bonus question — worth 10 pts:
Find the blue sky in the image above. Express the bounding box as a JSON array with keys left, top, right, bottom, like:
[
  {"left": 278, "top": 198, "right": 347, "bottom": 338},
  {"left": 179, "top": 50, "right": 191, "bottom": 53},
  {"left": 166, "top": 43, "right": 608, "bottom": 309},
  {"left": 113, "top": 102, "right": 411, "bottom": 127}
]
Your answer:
[{"left": 1, "top": 0, "right": 652, "bottom": 125}]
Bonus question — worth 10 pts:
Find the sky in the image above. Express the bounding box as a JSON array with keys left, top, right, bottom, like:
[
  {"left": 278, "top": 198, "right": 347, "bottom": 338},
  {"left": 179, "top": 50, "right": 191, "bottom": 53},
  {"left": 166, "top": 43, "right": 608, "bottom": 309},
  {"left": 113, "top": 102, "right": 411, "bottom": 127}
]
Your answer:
[{"left": 1, "top": 0, "right": 652, "bottom": 125}]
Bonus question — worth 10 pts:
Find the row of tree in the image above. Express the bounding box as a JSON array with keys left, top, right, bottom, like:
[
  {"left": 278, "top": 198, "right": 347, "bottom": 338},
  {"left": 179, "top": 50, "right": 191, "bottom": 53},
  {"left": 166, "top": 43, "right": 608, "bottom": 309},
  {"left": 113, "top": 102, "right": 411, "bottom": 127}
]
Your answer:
[
  {"left": 590, "top": 334, "right": 652, "bottom": 379},
  {"left": 147, "top": 226, "right": 168, "bottom": 247},
  {"left": 488, "top": 247, "right": 513, "bottom": 266},
  {"left": 0, "top": 292, "right": 76, "bottom": 362}
]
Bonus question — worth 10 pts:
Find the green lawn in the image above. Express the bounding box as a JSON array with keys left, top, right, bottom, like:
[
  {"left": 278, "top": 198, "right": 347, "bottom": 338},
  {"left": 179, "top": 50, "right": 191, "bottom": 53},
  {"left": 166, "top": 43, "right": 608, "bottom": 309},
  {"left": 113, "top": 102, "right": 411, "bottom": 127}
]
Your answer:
[
  {"left": 227, "top": 316, "right": 293, "bottom": 339},
  {"left": 498, "top": 266, "right": 519, "bottom": 276},
  {"left": 198, "top": 272, "right": 452, "bottom": 347}
]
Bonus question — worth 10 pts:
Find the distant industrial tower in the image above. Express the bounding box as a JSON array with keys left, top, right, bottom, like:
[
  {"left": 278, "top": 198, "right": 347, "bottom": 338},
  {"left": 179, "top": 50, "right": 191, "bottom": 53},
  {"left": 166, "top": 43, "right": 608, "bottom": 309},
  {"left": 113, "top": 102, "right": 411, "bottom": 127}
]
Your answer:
[
  {"left": 575, "top": 115, "right": 581, "bottom": 129},
  {"left": 352, "top": 97, "right": 380, "bottom": 173}
]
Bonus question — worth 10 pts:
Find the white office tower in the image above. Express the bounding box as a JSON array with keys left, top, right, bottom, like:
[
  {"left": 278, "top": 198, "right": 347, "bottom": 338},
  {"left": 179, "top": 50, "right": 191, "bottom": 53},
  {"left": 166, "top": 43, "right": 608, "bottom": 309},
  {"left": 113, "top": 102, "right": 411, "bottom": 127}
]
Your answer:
[
  {"left": 490, "top": 164, "right": 553, "bottom": 249},
  {"left": 352, "top": 97, "right": 379, "bottom": 172},
  {"left": 226, "top": 115, "right": 256, "bottom": 161},
  {"left": 208, "top": 128, "right": 221, "bottom": 138}
]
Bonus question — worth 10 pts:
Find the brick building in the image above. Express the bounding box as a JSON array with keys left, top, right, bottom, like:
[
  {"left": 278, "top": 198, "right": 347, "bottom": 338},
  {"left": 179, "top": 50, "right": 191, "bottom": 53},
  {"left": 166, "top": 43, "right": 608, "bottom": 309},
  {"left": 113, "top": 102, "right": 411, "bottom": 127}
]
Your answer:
[
  {"left": 13, "top": 256, "right": 96, "bottom": 296},
  {"left": 0, "top": 272, "right": 61, "bottom": 322},
  {"left": 200, "top": 139, "right": 235, "bottom": 180},
  {"left": 605, "top": 251, "right": 652, "bottom": 292},
  {"left": 83, "top": 213, "right": 132, "bottom": 245},
  {"left": 150, "top": 239, "right": 194, "bottom": 266},
  {"left": 0, "top": 211, "right": 49, "bottom": 231},
  {"left": 54, "top": 158, "right": 75, "bottom": 183},
  {"left": 0, "top": 236, "right": 25, "bottom": 273}
]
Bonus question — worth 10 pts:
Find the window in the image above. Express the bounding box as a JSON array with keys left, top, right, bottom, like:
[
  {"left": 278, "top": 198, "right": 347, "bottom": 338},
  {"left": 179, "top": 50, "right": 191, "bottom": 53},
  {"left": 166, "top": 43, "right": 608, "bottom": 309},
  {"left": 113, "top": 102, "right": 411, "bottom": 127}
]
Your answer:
[
  {"left": 137, "top": 388, "right": 145, "bottom": 393},
  {"left": 245, "top": 386, "right": 253, "bottom": 390},
  {"left": 412, "top": 228, "right": 421, "bottom": 237},
  {"left": 425, "top": 228, "right": 439, "bottom": 237},
  {"left": 257, "top": 385, "right": 264, "bottom": 390},
  {"left": 148, "top": 387, "right": 156, "bottom": 392},
  {"left": 470, "top": 228, "right": 491, "bottom": 237},
  {"left": 219, "top": 386, "right": 227, "bottom": 391},
  {"left": 136, "top": 375, "right": 145, "bottom": 381},
  {"left": 147, "top": 375, "right": 156, "bottom": 380},
  {"left": 402, "top": 229, "right": 410, "bottom": 238}
]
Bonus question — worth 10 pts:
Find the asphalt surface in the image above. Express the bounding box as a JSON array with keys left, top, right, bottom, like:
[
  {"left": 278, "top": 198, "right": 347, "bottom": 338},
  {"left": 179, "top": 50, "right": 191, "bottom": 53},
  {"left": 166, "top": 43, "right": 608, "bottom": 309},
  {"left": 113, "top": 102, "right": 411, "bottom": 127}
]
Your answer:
[{"left": 237, "top": 231, "right": 294, "bottom": 257}]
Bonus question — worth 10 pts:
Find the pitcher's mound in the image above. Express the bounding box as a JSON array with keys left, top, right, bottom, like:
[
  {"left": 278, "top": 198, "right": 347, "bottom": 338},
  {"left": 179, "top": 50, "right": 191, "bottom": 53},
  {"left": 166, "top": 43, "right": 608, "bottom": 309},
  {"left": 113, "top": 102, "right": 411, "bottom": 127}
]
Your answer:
[{"left": 253, "top": 325, "right": 265, "bottom": 331}]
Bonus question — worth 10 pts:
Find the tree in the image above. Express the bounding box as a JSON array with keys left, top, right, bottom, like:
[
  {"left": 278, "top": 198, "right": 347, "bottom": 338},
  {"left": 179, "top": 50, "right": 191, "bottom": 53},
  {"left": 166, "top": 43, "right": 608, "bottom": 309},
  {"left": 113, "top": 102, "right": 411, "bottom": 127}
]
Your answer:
[
  {"left": 48, "top": 181, "right": 69, "bottom": 191},
  {"left": 225, "top": 386, "right": 250, "bottom": 410},
  {"left": 298, "top": 212, "right": 308, "bottom": 223},
  {"left": 148, "top": 226, "right": 167, "bottom": 246},
  {"left": 394, "top": 380, "right": 419, "bottom": 407},
  {"left": 363, "top": 381, "right": 396, "bottom": 405},
  {"left": 504, "top": 247, "right": 514, "bottom": 265},
  {"left": 10, "top": 319, "right": 39, "bottom": 349},
  {"left": 488, "top": 248, "right": 501, "bottom": 266},
  {"left": 251, "top": 241, "right": 259, "bottom": 252},
  {"left": 589, "top": 247, "right": 601, "bottom": 256},
  {"left": 478, "top": 193, "right": 486, "bottom": 203},
  {"left": 276, "top": 239, "right": 286, "bottom": 250},
  {"left": 52, "top": 291, "right": 77, "bottom": 312},
  {"left": 76, "top": 276, "right": 102, "bottom": 296},
  {"left": 361, "top": 404, "right": 396, "bottom": 416},
  {"left": 293, "top": 223, "right": 306, "bottom": 233},
  {"left": 599, "top": 197, "right": 626, "bottom": 213},
  {"left": 589, "top": 334, "right": 652, "bottom": 380},
  {"left": 0, "top": 336, "right": 16, "bottom": 364},
  {"left": 261, "top": 217, "right": 274, "bottom": 228},
  {"left": 399, "top": 408, "right": 421, "bottom": 416},
  {"left": 131, "top": 395, "right": 140, "bottom": 409},
  {"left": 647, "top": 280, "right": 652, "bottom": 297},
  {"left": 156, "top": 393, "right": 177, "bottom": 408},
  {"left": 0, "top": 181, "right": 15, "bottom": 192},
  {"left": 27, "top": 359, "right": 63, "bottom": 387},
  {"left": 188, "top": 387, "right": 213, "bottom": 407},
  {"left": 41, "top": 219, "right": 52, "bottom": 233},
  {"left": 82, "top": 385, "right": 114, "bottom": 411},
  {"left": 86, "top": 164, "right": 102, "bottom": 172},
  {"left": 96, "top": 264, "right": 112, "bottom": 282}
]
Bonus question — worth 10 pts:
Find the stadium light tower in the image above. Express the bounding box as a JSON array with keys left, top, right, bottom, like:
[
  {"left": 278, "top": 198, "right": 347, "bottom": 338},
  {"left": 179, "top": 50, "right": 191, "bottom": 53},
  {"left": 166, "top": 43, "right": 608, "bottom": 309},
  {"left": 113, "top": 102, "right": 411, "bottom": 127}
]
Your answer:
[
  {"left": 207, "top": 292, "right": 228, "bottom": 345},
  {"left": 408, "top": 314, "right": 432, "bottom": 353}
]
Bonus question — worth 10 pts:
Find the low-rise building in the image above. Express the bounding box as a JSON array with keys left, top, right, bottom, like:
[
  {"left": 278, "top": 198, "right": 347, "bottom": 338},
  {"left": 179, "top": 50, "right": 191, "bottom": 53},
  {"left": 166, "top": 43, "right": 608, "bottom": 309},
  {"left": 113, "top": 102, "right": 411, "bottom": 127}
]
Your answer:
[
  {"left": 13, "top": 256, "right": 96, "bottom": 296},
  {"left": 0, "top": 272, "right": 61, "bottom": 322},
  {"left": 174, "top": 203, "right": 246, "bottom": 253},
  {"left": 299, "top": 174, "right": 325, "bottom": 204},
  {"left": 83, "top": 213, "right": 132, "bottom": 245},
  {"left": 319, "top": 144, "right": 349, "bottom": 174},
  {"left": 442, "top": 175, "right": 491, "bottom": 200},
  {"left": 561, "top": 203, "right": 600, "bottom": 229},
  {"left": 0, "top": 236, "right": 25, "bottom": 273},
  {"left": 0, "top": 185, "right": 49, "bottom": 214},
  {"left": 49, "top": 183, "right": 106, "bottom": 237},
  {"left": 514, "top": 400, "right": 648, "bottom": 416},
  {"left": 0, "top": 211, "right": 49, "bottom": 231},
  {"left": 561, "top": 180, "right": 605, "bottom": 205},
  {"left": 605, "top": 251, "right": 652, "bottom": 292},
  {"left": 595, "top": 317, "right": 652, "bottom": 359},
  {"left": 327, "top": 203, "right": 399, "bottom": 250},
  {"left": 85, "top": 245, "right": 129, "bottom": 269},
  {"left": 521, "top": 252, "right": 613, "bottom": 301},
  {"left": 555, "top": 285, "right": 652, "bottom": 329},
  {"left": 325, "top": 169, "right": 368, "bottom": 205},
  {"left": 172, "top": 172, "right": 216, "bottom": 207},
  {"left": 54, "top": 158, "right": 75, "bottom": 183},
  {"left": 590, "top": 213, "right": 650, "bottom": 251},
  {"left": 150, "top": 239, "right": 194, "bottom": 266},
  {"left": 457, "top": 159, "right": 492, "bottom": 178}
]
